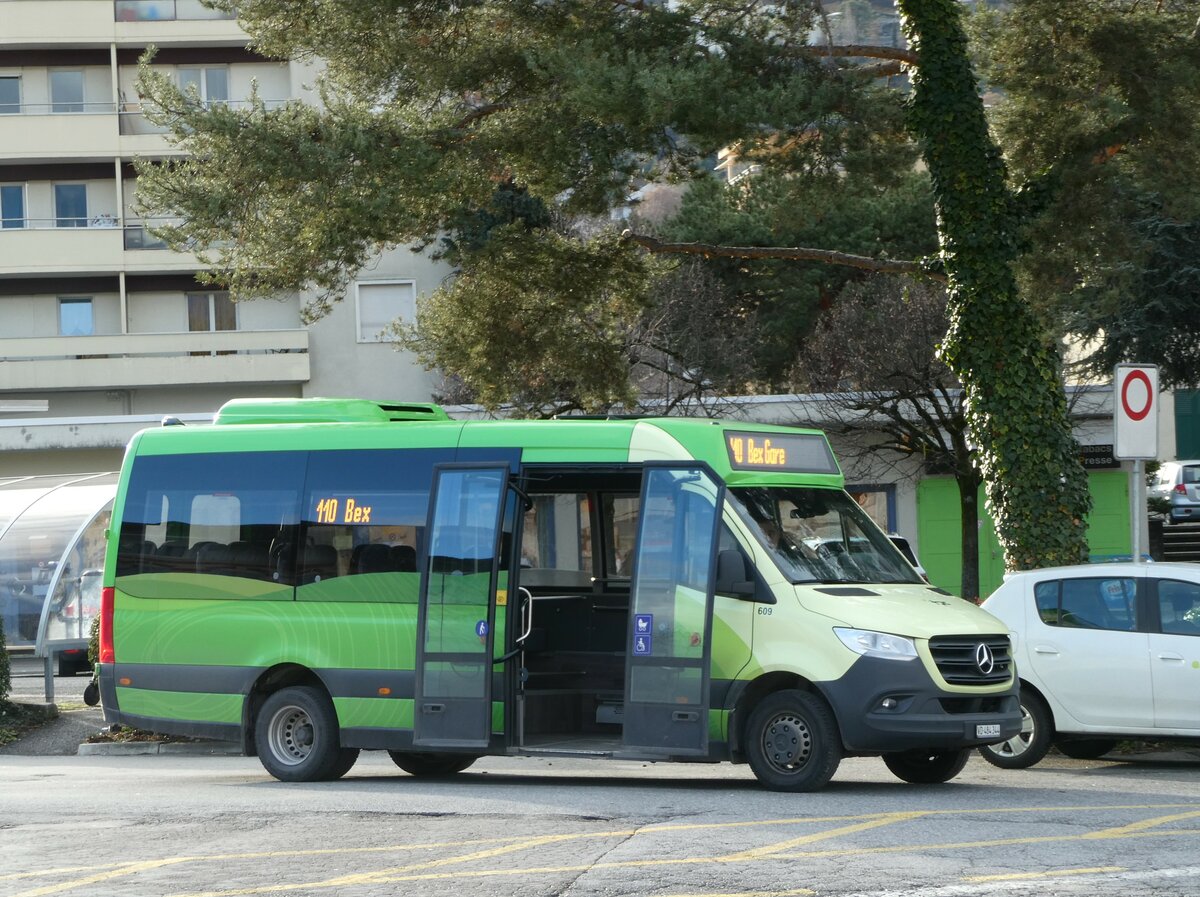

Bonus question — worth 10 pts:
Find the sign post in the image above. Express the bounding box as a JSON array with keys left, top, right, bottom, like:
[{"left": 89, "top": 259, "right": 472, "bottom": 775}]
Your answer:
[{"left": 1113, "top": 364, "right": 1159, "bottom": 563}]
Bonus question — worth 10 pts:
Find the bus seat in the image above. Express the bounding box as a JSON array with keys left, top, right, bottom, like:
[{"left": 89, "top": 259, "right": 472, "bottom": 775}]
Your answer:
[
  {"left": 300, "top": 544, "right": 338, "bottom": 583},
  {"left": 229, "top": 541, "right": 270, "bottom": 580},
  {"left": 354, "top": 543, "right": 393, "bottom": 574},
  {"left": 195, "top": 542, "right": 232, "bottom": 576},
  {"left": 391, "top": 544, "right": 417, "bottom": 572}
]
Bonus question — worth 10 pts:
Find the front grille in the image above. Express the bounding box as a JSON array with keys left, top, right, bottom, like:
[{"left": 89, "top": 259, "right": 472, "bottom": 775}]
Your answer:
[{"left": 929, "top": 634, "right": 1012, "bottom": 685}]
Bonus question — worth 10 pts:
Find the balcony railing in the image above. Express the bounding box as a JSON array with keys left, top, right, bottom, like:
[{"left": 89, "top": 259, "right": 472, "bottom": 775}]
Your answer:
[
  {"left": 0, "top": 330, "right": 310, "bottom": 392},
  {"left": 115, "top": 1, "right": 236, "bottom": 22},
  {"left": 0, "top": 102, "right": 118, "bottom": 116},
  {"left": 0, "top": 216, "right": 121, "bottom": 230}
]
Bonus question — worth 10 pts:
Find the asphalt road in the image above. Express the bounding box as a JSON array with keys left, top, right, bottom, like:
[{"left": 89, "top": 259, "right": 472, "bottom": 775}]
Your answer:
[{"left": 5, "top": 747, "right": 1200, "bottom": 897}]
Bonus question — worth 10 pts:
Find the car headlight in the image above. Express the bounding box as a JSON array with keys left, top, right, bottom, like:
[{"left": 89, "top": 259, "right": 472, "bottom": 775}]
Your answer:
[{"left": 834, "top": 627, "right": 918, "bottom": 661}]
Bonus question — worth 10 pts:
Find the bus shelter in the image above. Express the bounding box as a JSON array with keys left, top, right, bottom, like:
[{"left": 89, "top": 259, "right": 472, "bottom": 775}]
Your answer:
[{"left": 0, "top": 473, "right": 118, "bottom": 701}]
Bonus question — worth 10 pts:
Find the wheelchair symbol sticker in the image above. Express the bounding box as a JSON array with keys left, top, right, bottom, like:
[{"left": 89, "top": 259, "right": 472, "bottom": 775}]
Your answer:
[{"left": 633, "top": 634, "right": 652, "bottom": 656}]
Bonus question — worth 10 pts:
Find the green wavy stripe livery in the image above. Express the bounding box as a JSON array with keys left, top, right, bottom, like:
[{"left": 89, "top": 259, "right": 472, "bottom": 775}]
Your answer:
[
  {"left": 116, "top": 688, "right": 242, "bottom": 724},
  {"left": 334, "top": 697, "right": 415, "bottom": 730}
]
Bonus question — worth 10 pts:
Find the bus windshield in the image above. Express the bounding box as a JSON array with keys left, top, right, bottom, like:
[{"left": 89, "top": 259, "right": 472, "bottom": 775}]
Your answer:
[{"left": 729, "top": 486, "right": 922, "bottom": 586}]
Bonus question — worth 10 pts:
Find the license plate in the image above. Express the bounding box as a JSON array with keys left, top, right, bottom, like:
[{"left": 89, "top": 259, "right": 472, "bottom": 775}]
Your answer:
[{"left": 976, "top": 723, "right": 1001, "bottom": 739}]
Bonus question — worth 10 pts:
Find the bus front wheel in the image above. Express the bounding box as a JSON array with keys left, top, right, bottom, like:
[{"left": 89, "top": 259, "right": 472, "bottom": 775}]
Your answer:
[
  {"left": 388, "top": 751, "right": 477, "bottom": 777},
  {"left": 256, "top": 686, "right": 350, "bottom": 782},
  {"left": 745, "top": 689, "right": 841, "bottom": 792}
]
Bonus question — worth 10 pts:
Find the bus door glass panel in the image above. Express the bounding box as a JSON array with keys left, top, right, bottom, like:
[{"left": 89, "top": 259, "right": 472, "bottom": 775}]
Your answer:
[
  {"left": 623, "top": 465, "right": 722, "bottom": 756},
  {"left": 415, "top": 465, "right": 508, "bottom": 748}
]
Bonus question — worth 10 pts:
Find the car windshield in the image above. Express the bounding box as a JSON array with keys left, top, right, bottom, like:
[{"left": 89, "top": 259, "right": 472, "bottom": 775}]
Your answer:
[{"left": 729, "top": 486, "right": 922, "bottom": 585}]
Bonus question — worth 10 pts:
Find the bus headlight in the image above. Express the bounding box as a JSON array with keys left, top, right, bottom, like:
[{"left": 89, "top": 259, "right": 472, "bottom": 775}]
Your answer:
[{"left": 834, "top": 627, "right": 918, "bottom": 661}]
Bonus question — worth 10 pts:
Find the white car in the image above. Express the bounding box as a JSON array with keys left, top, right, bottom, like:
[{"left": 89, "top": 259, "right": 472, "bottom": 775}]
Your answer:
[{"left": 978, "top": 561, "right": 1200, "bottom": 768}]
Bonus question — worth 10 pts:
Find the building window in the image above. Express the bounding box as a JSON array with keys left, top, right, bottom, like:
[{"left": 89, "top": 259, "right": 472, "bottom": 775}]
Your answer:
[
  {"left": 356, "top": 281, "right": 416, "bottom": 343},
  {"left": 54, "top": 184, "right": 88, "bottom": 228},
  {"left": 50, "top": 70, "right": 85, "bottom": 113},
  {"left": 179, "top": 67, "right": 229, "bottom": 105},
  {"left": 187, "top": 291, "right": 236, "bottom": 332},
  {"left": 59, "top": 298, "right": 94, "bottom": 336},
  {"left": 0, "top": 184, "right": 24, "bottom": 229},
  {"left": 0, "top": 76, "right": 19, "bottom": 114}
]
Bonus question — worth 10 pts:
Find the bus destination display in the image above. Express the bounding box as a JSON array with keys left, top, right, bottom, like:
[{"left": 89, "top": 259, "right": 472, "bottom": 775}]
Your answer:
[
  {"left": 724, "top": 431, "right": 839, "bottom": 474},
  {"left": 313, "top": 497, "right": 373, "bottom": 524}
]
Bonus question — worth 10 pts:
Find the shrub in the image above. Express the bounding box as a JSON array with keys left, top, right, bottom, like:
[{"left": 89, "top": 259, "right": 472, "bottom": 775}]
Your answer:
[{"left": 0, "top": 618, "right": 11, "bottom": 703}]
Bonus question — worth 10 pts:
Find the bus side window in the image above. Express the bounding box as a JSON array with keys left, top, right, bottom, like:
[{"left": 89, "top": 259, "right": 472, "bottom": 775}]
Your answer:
[
  {"left": 115, "top": 452, "right": 305, "bottom": 590},
  {"left": 296, "top": 448, "right": 445, "bottom": 600}
]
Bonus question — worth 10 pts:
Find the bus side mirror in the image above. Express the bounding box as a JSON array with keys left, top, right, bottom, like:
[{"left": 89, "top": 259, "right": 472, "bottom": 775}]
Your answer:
[{"left": 716, "top": 549, "right": 755, "bottom": 599}]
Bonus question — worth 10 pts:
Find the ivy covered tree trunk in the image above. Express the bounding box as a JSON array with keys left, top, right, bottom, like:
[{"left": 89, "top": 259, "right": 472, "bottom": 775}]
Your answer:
[{"left": 898, "top": 0, "right": 1091, "bottom": 570}]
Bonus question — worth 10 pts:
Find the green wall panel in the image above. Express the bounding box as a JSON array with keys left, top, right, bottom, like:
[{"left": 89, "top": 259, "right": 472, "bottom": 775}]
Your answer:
[{"left": 917, "top": 471, "right": 1131, "bottom": 599}]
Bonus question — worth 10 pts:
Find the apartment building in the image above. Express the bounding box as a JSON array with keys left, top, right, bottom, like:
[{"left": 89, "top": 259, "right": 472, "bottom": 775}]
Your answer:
[{"left": 0, "top": 0, "right": 447, "bottom": 478}]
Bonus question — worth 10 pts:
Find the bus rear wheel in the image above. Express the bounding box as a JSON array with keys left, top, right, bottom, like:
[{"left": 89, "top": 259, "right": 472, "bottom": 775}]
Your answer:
[
  {"left": 745, "top": 689, "right": 841, "bottom": 792},
  {"left": 388, "top": 751, "right": 477, "bottom": 777},
  {"left": 883, "top": 748, "right": 970, "bottom": 784},
  {"left": 256, "top": 686, "right": 345, "bottom": 782}
]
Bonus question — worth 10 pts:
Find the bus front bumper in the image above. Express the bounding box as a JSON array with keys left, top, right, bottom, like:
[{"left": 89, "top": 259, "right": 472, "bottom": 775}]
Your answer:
[{"left": 821, "top": 655, "right": 1022, "bottom": 754}]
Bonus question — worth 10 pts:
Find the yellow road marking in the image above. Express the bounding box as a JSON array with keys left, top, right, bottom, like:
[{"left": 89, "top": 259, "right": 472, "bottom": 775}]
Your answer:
[
  {"left": 721, "top": 812, "right": 928, "bottom": 861},
  {"left": 964, "top": 866, "right": 1125, "bottom": 882},
  {"left": 1085, "top": 810, "right": 1200, "bottom": 838},
  {"left": 10, "top": 859, "right": 191, "bottom": 897},
  {"left": 774, "top": 826, "right": 1200, "bottom": 859},
  {"left": 656, "top": 891, "right": 815, "bottom": 897},
  {"left": 10, "top": 802, "right": 1200, "bottom": 895}
]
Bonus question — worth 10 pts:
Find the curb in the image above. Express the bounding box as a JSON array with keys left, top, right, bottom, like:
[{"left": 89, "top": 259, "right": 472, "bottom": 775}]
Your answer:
[{"left": 77, "top": 740, "right": 242, "bottom": 756}]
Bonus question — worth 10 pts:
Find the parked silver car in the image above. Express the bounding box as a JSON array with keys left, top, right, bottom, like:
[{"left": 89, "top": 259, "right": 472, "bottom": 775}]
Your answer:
[{"left": 1149, "top": 460, "right": 1200, "bottom": 524}]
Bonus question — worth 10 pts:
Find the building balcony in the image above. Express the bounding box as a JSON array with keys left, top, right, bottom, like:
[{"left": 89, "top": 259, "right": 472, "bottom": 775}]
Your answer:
[
  {"left": 0, "top": 107, "right": 120, "bottom": 162},
  {"left": 114, "top": 0, "right": 245, "bottom": 45},
  {"left": 0, "top": 221, "right": 126, "bottom": 276},
  {"left": 0, "top": 329, "right": 310, "bottom": 392},
  {"left": 0, "top": 2, "right": 117, "bottom": 46},
  {"left": 1, "top": 2, "right": 244, "bottom": 47},
  {"left": 122, "top": 220, "right": 204, "bottom": 271}
]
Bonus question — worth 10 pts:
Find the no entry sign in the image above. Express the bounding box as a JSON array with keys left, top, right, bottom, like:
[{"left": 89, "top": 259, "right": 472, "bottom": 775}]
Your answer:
[{"left": 1114, "top": 364, "right": 1159, "bottom": 460}]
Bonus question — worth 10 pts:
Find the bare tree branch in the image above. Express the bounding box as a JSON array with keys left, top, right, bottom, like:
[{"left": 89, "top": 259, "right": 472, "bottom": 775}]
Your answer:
[
  {"left": 622, "top": 231, "right": 945, "bottom": 281},
  {"left": 808, "top": 44, "right": 920, "bottom": 65}
]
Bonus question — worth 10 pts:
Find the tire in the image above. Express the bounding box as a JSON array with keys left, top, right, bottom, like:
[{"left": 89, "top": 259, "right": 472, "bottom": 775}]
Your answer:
[
  {"left": 326, "top": 748, "right": 361, "bottom": 780},
  {"left": 977, "top": 688, "right": 1053, "bottom": 769},
  {"left": 388, "top": 751, "right": 478, "bottom": 777},
  {"left": 883, "top": 748, "right": 971, "bottom": 784},
  {"left": 744, "top": 689, "right": 841, "bottom": 792},
  {"left": 1056, "top": 738, "right": 1117, "bottom": 760},
  {"left": 255, "top": 686, "right": 344, "bottom": 782}
]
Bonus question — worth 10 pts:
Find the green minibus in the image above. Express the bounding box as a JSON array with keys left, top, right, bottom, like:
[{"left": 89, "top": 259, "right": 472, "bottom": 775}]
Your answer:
[{"left": 98, "top": 397, "right": 1019, "bottom": 791}]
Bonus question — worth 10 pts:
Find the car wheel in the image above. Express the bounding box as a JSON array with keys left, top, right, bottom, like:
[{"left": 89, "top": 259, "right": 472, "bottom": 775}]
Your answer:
[
  {"left": 744, "top": 689, "right": 841, "bottom": 792},
  {"left": 255, "top": 686, "right": 344, "bottom": 782},
  {"left": 978, "top": 688, "right": 1053, "bottom": 769},
  {"left": 1055, "top": 738, "right": 1117, "bottom": 760},
  {"left": 387, "top": 752, "right": 478, "bottom": 777},
  {"left": 883, "top": 748, "right": 971, "bottom": 784}
]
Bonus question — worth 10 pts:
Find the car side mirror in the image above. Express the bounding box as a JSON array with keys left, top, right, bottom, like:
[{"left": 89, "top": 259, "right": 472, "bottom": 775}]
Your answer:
[{"left": 716, "top": 549, "right": 755, "bottom": 599}]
